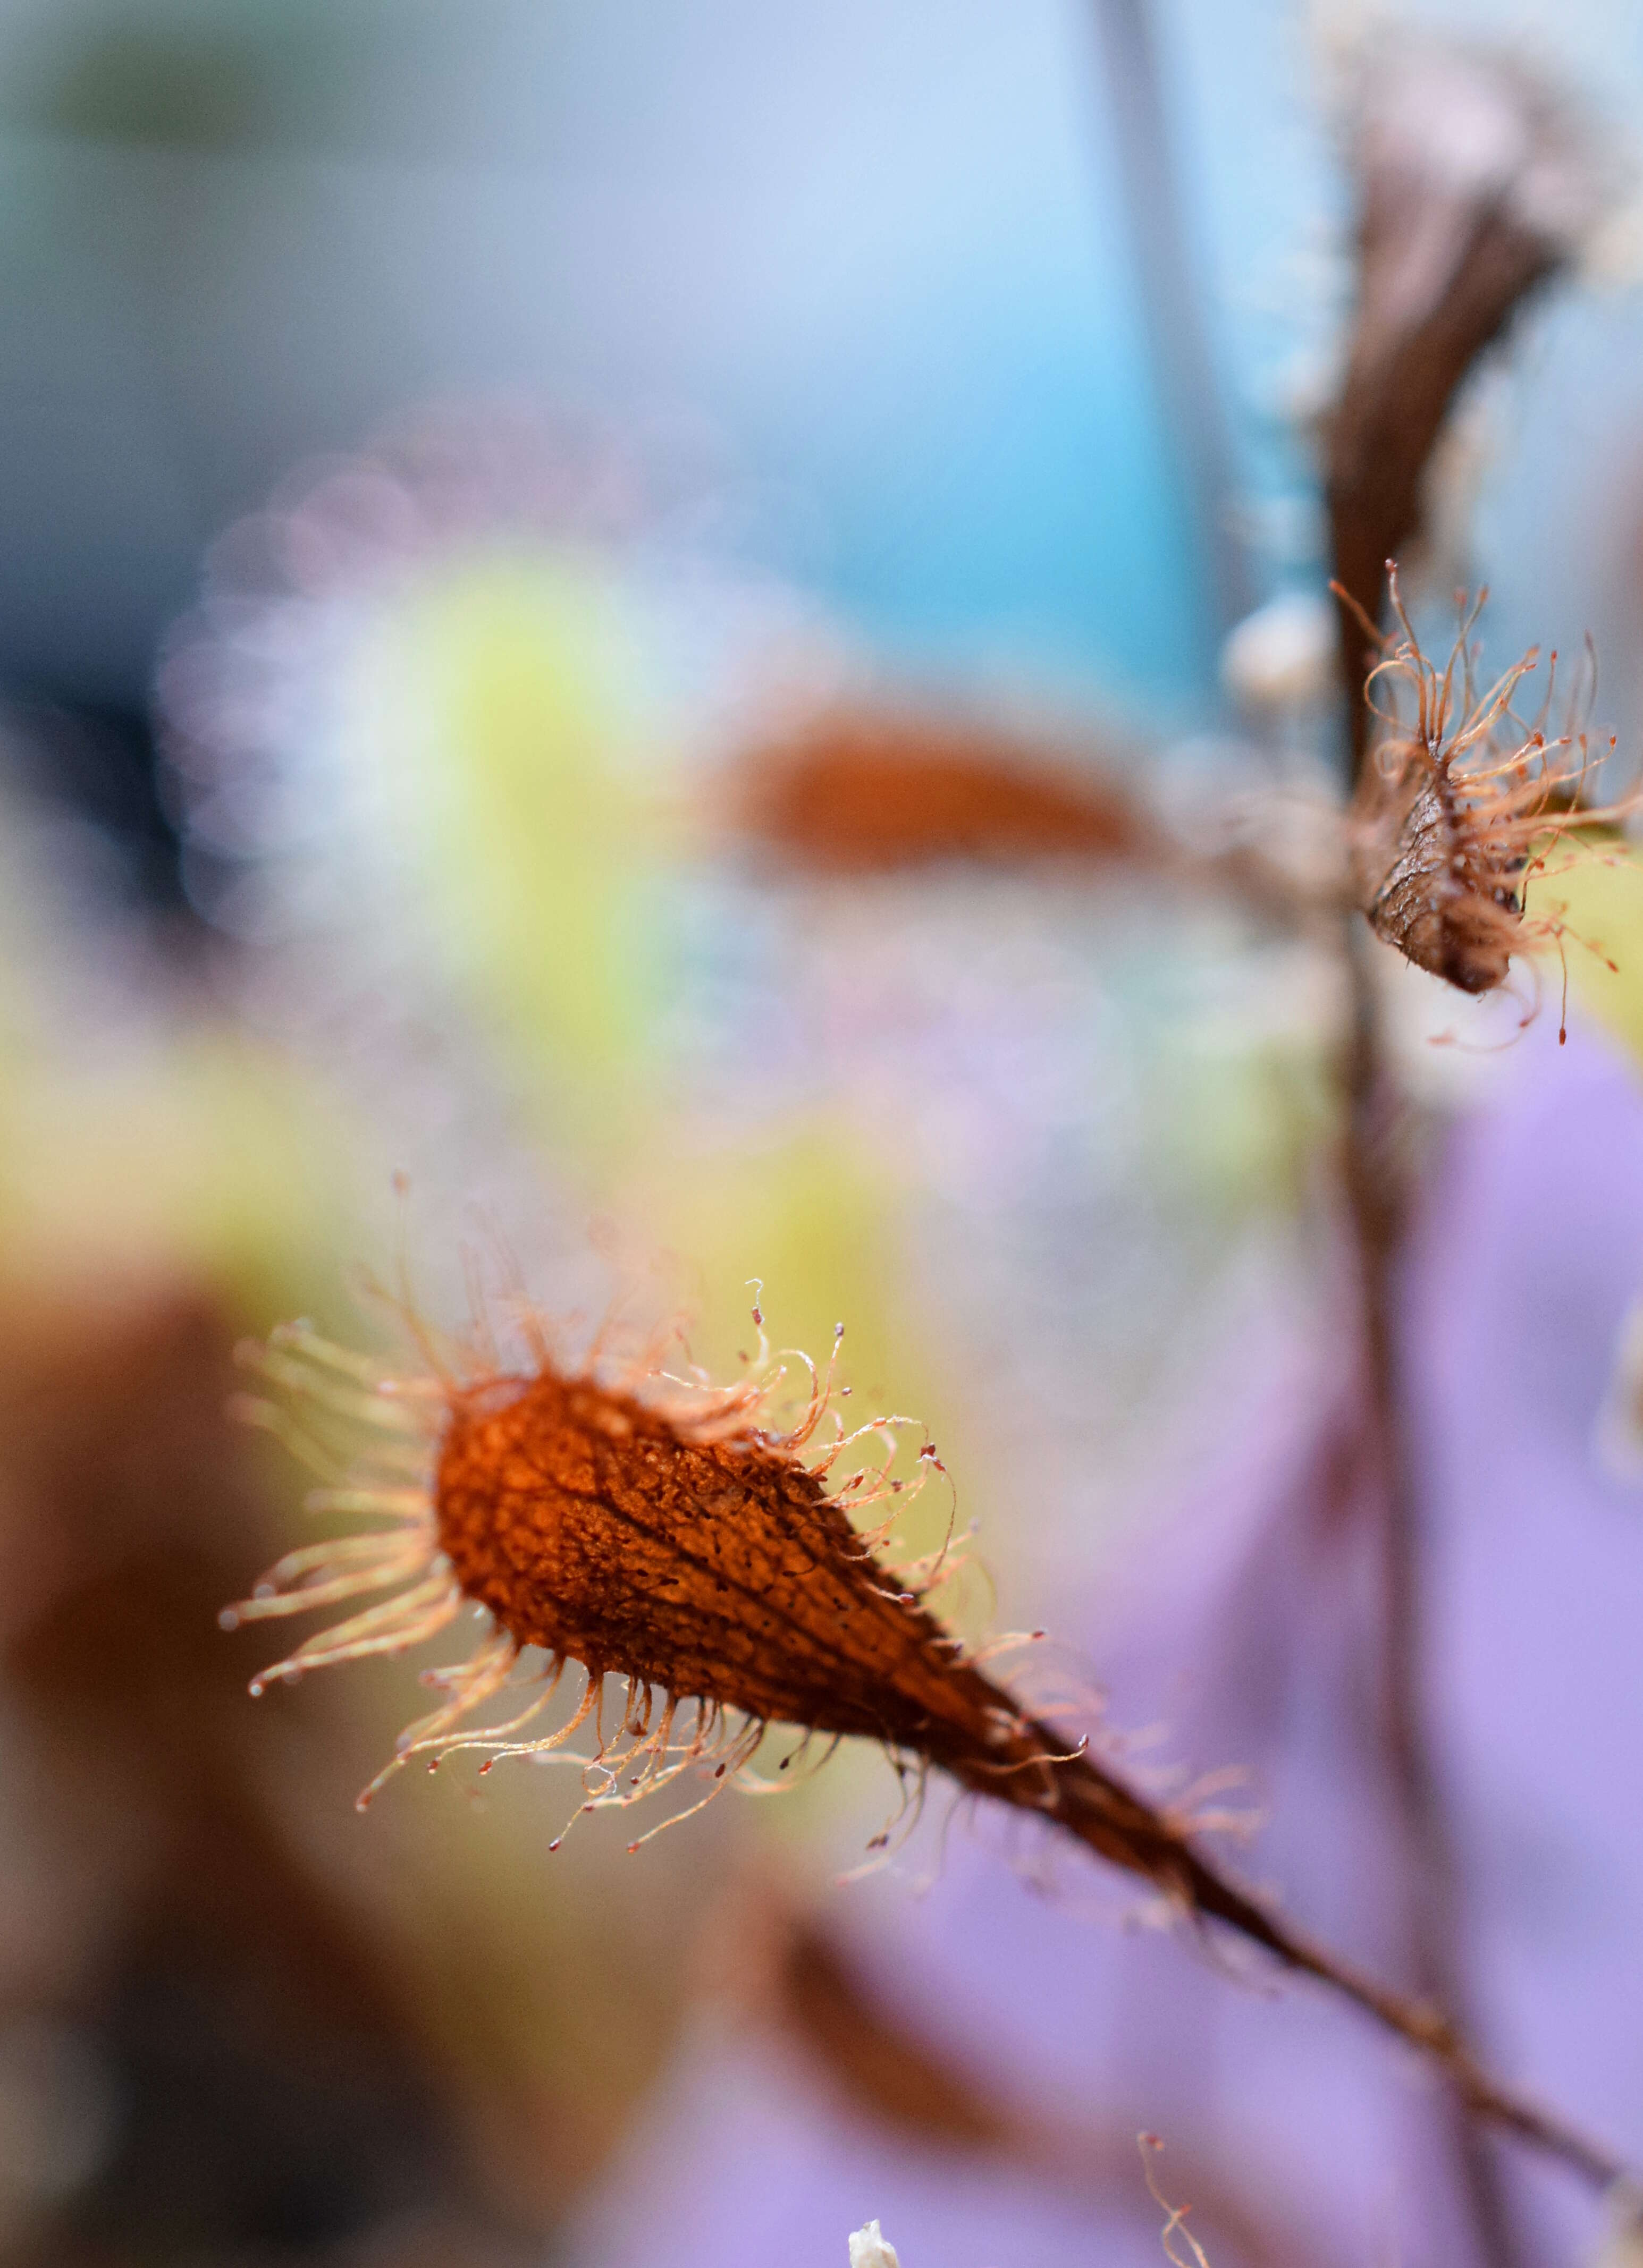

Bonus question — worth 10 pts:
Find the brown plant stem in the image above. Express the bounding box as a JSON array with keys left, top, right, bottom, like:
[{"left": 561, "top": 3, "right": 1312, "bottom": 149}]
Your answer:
[
  {"left": 1341, "top": 927, "right": 1528, "bottom": 2268},
  {"left": 1327, "top": 44, "right": 1604, "bottom": 788},
  {"left": 1318, "top": 43, "right": 1607, "bottom": 2240}
]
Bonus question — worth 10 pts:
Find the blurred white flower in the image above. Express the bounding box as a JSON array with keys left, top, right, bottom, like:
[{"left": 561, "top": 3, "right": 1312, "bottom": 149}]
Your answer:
[{"left": 1220, "top": 590, "right": 1337, "bottom": 717}]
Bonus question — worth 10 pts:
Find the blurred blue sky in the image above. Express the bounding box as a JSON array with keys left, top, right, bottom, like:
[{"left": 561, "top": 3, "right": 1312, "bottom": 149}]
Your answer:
[
  {"left": 0, "top": 0, "right": 1640, "bottom": 729},
  {"left": 0, "top": 0, "right": 1327, "bottom": 719}
]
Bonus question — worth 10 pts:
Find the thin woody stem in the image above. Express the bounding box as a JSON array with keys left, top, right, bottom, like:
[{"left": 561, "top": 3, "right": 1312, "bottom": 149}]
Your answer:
[
  {"left": 1341, "top": 928, "right": 1527, "bottom": 2267},
  {"left": 1326, "top": 46, "right": 1600, "bottom": 788},
  {"left": 1169, "top": 1838, "right": 1623, "bottom": 2194},
  {"left": 936, "top": 1723, "right": 1628, "bottom": 2194}
]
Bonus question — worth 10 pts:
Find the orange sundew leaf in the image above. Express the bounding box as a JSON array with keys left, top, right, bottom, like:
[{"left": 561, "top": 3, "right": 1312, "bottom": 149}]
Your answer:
[
  {"left": 226, "top": 1291, "right": 1285, "bottom": 1934},
  {"left": 733, "top": 705, "right": 1162, "bottom": 875}
]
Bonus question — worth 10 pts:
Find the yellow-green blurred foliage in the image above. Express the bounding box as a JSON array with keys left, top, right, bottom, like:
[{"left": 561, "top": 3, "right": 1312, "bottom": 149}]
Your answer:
[
  {"left": 350, "top": 558, "right": 662, "bottom": 1146},
  {"left": 1, "top": 1031, "right": 360, "bottom": 1330},
  {"left": 1557, "top": 843, "right": 1643, "bottom": 1075}
]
